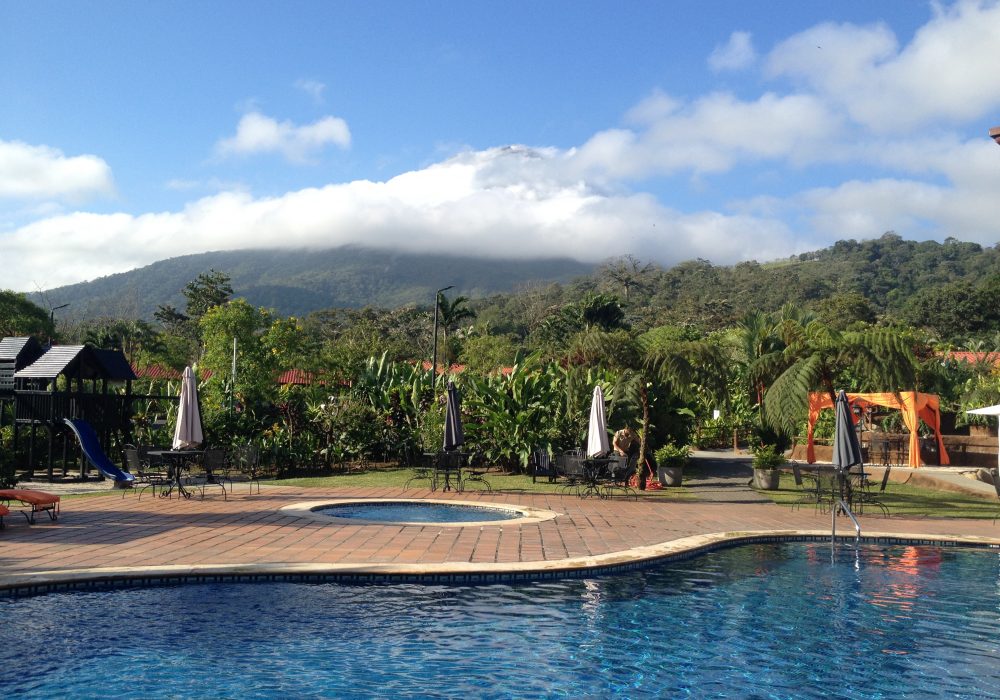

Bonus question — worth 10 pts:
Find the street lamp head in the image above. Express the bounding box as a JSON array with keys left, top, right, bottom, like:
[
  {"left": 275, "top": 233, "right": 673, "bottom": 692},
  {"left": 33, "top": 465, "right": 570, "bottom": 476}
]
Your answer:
[{"left": 991, "top": 126, "right": 1000, "bottom": 146}]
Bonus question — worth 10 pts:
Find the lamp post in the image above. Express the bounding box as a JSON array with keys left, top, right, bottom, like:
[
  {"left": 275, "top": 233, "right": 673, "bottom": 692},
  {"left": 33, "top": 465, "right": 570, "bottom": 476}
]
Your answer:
[
  {"left": 431, "top": 285, "right": 454, "bottom": 393},
  {"left": 49, "top": 303, "right": 69, "bottom": 330}
]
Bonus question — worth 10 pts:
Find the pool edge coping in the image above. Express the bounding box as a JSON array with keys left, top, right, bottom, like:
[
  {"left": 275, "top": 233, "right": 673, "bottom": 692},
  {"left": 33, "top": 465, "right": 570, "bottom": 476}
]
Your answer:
[
  {"left": 3, "top": 529, "right": 999, "bottom": 597},
  {"left": 279, "top": 497, "right": 561, "bottom": 526}
]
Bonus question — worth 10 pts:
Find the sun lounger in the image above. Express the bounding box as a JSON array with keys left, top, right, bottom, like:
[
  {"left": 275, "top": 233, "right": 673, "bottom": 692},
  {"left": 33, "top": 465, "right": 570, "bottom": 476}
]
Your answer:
[{"left": 0, "top": 489, "right": 61, "bottom": 524}]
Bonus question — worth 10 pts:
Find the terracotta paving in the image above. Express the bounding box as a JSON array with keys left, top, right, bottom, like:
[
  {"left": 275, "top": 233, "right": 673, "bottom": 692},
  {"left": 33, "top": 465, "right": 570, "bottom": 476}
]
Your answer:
[{"left": 2, "top": 482, "right": 999, "bottom": 593}]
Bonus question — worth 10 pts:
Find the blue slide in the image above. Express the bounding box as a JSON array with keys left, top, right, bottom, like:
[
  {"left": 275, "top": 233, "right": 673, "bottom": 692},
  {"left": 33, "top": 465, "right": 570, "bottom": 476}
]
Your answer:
[{"left": 63, "top": 418, "right": 135, "bottom": 484}]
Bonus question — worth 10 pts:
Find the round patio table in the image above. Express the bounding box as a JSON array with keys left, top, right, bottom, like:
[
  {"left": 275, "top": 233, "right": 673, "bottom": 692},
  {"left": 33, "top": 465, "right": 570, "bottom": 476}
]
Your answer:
[{"left": 147, "top": 450, "right": 203, "bottom": 499}]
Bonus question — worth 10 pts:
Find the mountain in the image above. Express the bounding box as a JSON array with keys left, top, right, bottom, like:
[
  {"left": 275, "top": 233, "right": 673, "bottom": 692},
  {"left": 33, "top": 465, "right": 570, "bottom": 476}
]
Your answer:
[{"left": 31, "top": 246, "right": 596, "bottom": 321}]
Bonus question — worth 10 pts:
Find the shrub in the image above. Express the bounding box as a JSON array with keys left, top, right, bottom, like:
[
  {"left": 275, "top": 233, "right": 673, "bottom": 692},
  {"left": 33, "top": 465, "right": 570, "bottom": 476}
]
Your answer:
[
  {"left": 751, "top": 444, "right": 787, "bottom": 469},
  {"left": 654, "top": 443, "right": 691, "bottom": 469}
]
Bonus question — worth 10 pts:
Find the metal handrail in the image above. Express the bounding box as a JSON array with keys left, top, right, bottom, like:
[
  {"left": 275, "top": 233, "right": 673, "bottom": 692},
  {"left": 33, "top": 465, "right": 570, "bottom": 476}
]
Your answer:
[{"left": 832, "top": 497, "right": 861, "bottom": 551}]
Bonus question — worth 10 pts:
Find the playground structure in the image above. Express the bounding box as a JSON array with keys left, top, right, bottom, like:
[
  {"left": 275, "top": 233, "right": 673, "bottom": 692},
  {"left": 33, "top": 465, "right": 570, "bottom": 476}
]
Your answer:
[{"left": 2, "top": 338, "right": 138, "bottom": 481}]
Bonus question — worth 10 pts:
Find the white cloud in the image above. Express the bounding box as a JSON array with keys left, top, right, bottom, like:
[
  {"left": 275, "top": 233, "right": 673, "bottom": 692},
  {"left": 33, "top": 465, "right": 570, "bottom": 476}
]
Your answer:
[
  {"left": 0, "top": 145, "right": 809, "bottom": 291},
  {"left": 709, "top": 31, "right": 756, "bottom": 72},
  {"left": 214, "top": 111, "right": 351, "bottom": 163},
  {"left": 294, "top": 78, "right": 326, "bottom": 103},
  {"left": 766, "top": 0, "right": 1000, "bottom": 132},
  {"left": 572, "top": 91, "right": 839, "bottom": 180},
  {"left": 0, "top": 139, "right": 113, "bottom": 200}
]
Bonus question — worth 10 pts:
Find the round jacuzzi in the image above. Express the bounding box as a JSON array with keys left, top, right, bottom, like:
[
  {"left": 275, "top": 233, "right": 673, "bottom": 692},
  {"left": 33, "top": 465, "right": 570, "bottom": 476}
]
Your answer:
[{"left": 281, "top": 499, "right": 560, "bottom": 526}]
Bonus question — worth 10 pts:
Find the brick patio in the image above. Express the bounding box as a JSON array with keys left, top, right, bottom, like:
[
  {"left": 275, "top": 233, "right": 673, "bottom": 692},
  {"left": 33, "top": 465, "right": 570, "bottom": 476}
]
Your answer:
[{"left": 2, "top": 480, "right": 998, "bottom": 594}]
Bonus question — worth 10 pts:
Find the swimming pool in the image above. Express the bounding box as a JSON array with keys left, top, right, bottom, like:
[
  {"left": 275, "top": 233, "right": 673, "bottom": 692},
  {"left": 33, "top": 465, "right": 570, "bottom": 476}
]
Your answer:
[
  {"left": 1, "top": 542, "right": 998, "bottom": 698},
  {"left": 315, "top": 501, "right": 522, "bottom": 523}
]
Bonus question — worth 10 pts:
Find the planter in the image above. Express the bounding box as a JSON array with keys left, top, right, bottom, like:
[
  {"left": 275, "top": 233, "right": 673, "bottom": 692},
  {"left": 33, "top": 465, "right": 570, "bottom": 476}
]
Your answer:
[
  {"left": 658, "top": 465, "right": 683, "bottom": 487},
  {"left": 753, "top": 468, "right": 780, "bottom": 490}
]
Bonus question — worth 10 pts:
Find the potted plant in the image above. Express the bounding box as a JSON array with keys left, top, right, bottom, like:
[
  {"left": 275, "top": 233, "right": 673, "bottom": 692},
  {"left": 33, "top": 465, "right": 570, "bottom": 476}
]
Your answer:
[
  {"left": 654, "top": 443, "right": 690, "bottom": 487},
  {"left": 751, "top": 444, "right": 786, "bottom": 490}
]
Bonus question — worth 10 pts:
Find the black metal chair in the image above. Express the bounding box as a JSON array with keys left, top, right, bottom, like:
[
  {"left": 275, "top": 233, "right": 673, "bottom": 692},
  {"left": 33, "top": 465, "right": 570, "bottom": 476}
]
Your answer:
[
  {"left": 432, "top": 451, "right": 465, "bottom": 492},
  {"left": 790, "top": 462, "right": 822, "bottom": 510},
  {"left": 404, "top": 452, "right": 435, "bottom": 489},
  {"left": 556, "top": 452, "right": 586, "bottom": 495},
  {"left": 849, "top": 466, "right": 889, "bottom": 517},
  {"left": 462, "top": 451, "right": 492, "bottom": 493},
  {"left": 229, "top": 443, "right": 263, "bottom": 494},
  {"left": 602, "top": 454, "right": 638, "bottom": 500},
  {"left": 530, "top": 449, "right": 556, "bottom": 483},
  {"left": 187, "top": 448, "right": 228, "bottom": 500},
  {"left": 123, "top": 445, "right": 170, "bottom": 500}
]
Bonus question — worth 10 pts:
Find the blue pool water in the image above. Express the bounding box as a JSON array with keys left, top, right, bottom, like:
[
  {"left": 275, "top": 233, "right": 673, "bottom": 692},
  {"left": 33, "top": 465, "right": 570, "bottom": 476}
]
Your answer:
[
  {"left": 1, "top": 543, "right": 998, "bottom": 698},
  {"left": 316, "top": 501, "right": 521, "bottom": 523}
]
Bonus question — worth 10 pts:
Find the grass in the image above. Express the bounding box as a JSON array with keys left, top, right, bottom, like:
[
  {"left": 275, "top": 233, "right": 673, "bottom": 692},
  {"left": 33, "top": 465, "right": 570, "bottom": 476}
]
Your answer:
[
  {"left": 761, "top": 471, "right": 1000, "bottom": 519},
  {"left": 275, "top": 466, "right": 696, "bottom": 499},
  {"left": 37, "top": 462, "right": 1000, "bottom": 516}
]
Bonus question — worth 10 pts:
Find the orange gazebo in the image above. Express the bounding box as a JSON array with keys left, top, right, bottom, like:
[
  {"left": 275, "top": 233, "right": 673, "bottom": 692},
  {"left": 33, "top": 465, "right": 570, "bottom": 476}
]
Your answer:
[{"left": 806, "top": 391, "right": 949, "bottom": 468}]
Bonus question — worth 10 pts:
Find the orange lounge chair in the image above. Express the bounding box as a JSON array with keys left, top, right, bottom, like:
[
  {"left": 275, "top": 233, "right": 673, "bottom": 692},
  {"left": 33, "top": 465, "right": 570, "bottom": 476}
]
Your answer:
[{"left": 0, "top": 489, "right": 60, "bottom": 524}]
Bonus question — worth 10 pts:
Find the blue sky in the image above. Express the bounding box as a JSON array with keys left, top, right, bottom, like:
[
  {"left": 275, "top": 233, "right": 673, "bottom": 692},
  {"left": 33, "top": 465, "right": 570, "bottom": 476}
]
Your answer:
[{"left": 2, "top": 1, "right": 999, "bottom": 293}]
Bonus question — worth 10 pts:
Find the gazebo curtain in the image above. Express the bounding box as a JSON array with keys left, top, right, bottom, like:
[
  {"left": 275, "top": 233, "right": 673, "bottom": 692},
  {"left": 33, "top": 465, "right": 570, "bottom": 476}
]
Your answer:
[{"left": 806, "top": 391, "right": 949, "bottom": 468}]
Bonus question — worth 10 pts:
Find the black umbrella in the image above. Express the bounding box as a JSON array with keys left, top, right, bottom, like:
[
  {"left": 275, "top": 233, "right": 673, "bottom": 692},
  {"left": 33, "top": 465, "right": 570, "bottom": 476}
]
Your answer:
[
  {"left": 443, "top": 381, "right": 464, "bottom": 452},
  {"left": 832, "top": 390, "right": 863, "bottom": 472},
  {"left": 831, "top": 389, "right": 863, "bottom": 504}
]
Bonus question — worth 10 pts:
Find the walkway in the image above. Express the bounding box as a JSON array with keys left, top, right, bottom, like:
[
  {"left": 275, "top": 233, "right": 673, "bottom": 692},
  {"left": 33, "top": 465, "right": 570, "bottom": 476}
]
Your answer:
[{"left": 2, "top": 454, "right": 999, "bottom": 595}]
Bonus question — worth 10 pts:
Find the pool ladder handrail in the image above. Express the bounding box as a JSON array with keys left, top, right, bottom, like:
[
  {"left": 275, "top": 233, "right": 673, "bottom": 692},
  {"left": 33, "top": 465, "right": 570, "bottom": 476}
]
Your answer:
[{"left": 831, "top": 497, "right": 861, "bottom": 548}]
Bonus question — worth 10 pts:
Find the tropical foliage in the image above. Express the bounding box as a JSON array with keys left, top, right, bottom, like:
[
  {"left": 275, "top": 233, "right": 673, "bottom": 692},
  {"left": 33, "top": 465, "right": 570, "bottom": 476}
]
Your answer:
[{"left": 8, "top": 232, "right": 1000, "bottom": 479}]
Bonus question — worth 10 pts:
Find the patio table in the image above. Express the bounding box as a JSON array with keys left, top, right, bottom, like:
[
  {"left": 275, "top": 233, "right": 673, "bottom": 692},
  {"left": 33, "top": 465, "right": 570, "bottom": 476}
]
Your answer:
[
  {"left": 147, "top": 450, "right": 203, "bottom": 499},
  {"left": 580, "top": 457, "right": 612, "bottom": 498},
  {"left": 429, "top": 451, "right": 466, "bottom": 492}
]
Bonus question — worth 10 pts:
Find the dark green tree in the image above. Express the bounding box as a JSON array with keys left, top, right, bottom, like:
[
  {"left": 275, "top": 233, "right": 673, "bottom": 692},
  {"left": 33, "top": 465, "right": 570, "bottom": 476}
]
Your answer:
[
  {"left": 0, "top": 290, "right": 53, "bottom": 338},
  {"left": 436, "top": 292, "right": 476, "bottom": 365}
]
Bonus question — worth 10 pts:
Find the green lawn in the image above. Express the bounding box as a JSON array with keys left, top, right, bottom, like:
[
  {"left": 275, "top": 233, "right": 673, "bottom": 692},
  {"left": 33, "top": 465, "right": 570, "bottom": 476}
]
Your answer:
[
  {"left": 275, "top": 466, "right": 696, "bottom": 499},
  {"left": 760, "top": 472, "right": 1000, "bottom": 519},
  {"left": 52, "top": 464, "right": 999, "bottom": 517}
]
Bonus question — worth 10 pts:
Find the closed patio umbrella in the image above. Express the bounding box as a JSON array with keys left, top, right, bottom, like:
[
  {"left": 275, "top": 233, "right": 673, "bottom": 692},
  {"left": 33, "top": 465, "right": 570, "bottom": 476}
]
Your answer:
[
  {"left": 443, "top": 381, "right": 464, "bottom": 452},
  {"left": 173, "top": 366, "right": 203, "bottom": 450},
  {"left": 966, "top": 404, "right": 1000, "bottom": 470},
  {"left": 832, "top": 390, "right": 863, "bottom": 473},
  {"left": 831, "top": 389, "right": 863, "bottom": 504},
  {"left": 587, "top": 385, "right": 609, "bottom": 458}
]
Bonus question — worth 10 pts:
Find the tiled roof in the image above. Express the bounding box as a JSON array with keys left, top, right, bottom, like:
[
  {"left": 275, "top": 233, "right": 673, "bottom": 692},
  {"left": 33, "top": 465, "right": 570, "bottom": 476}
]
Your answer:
[
  {"left": 940, "top": 351, "right": 1000, "bottom": 366},
  {"left": 277, "top": 369, "right": 314, "bottom": 385},
  {"left": 132, "top": 364, "right": 184, "bottom": 381},
  {"left": 132, "top": 364, "right": 314, "bottom": 385}
]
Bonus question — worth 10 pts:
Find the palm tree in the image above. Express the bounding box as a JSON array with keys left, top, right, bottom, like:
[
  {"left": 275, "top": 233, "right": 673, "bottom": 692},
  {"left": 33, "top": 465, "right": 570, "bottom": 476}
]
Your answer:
[
  {"left": 436, "top": 292, "right": 476, "bottom": 366},
  {"left": 759, "top": 314, "right": 917, "bottom": 437},
  {"left": 570, "top": 329, "right": 728, "bottom": 485}
]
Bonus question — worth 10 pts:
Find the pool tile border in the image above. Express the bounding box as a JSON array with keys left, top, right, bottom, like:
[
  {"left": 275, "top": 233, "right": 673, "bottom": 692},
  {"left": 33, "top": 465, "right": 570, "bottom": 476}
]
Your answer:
[{"left": 3, "top": 530, "right": 998, "bottom": 598}]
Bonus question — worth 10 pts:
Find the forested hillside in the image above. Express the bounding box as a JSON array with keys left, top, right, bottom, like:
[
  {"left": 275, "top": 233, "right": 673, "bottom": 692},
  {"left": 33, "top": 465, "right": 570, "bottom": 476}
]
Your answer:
[
  {"left": 472, "top": 233, "right": 1000, "bottom": 341},
  {"left": 28, "top": 246, "right": 595, "bottom": 321}
]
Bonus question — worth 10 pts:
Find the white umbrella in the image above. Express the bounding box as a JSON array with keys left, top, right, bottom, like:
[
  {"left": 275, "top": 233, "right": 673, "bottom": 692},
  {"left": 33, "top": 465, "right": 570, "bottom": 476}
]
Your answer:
[
  {"left": 587, "top": 385, "right": 609, "bottom": 458},
  {"left": 965, "top": 404, "right": 1000, "bottom": 470},
  {"left": 173, "top": 366, "right": 204, "bottom": 450}
]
